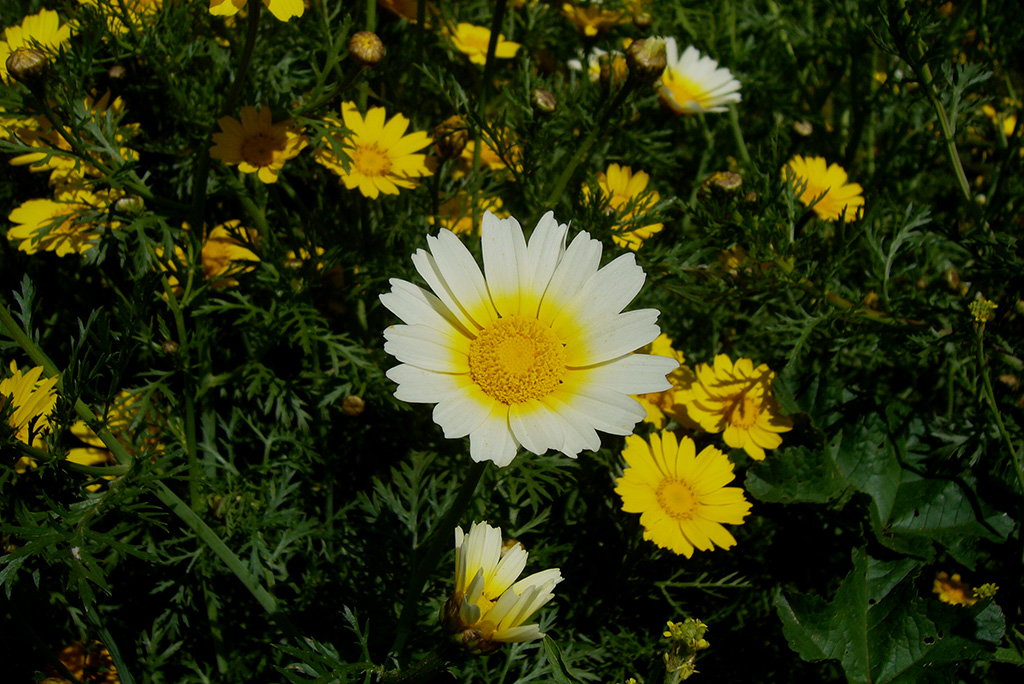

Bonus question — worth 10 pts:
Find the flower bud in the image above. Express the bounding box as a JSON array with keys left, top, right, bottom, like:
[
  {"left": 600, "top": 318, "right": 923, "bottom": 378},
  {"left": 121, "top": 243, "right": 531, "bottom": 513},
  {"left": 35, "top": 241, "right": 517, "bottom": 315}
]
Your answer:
[
  {"left": 161, "top": 340, "right": 180, "bottom": 355},
  {"left": 531, "top": 88, "right": 557, "bottom": 115},
  {"left": 115, "top": 195, "right": 145, "bottom": 215},
  {"left": 433, "top": 115, "right": 468, "bottom": 160},
  {"left": 626, "top": 37, "right": 667, "bottom": 87},
  {"left": 342, "top": 395, "right": 365, "bottom": 416},
  {"left": 349, "top": 31, "right": 386, "bottom": 67},
  {"left": 6, "top": 48, "right": 49, "bottom": 87}
]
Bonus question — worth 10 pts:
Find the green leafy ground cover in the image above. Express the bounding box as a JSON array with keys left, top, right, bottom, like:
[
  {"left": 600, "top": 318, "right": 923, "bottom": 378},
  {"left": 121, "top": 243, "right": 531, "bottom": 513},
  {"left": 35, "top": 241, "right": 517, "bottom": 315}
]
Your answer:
[{"left": 1, "top": 1, "right": 1022, "bottom": 682}]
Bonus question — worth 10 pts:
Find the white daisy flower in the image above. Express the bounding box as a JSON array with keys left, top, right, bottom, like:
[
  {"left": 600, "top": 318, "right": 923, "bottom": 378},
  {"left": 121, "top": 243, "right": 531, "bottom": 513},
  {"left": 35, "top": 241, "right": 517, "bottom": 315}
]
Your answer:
[
  {"left": 443, "top": 521, "right": 562, "bottom": 651},
  {"left": 380, "top": 210, "right": 677, "bottom": 467},
  {"left": 659, "top": 37, "right": 742, "bottom": 114}
]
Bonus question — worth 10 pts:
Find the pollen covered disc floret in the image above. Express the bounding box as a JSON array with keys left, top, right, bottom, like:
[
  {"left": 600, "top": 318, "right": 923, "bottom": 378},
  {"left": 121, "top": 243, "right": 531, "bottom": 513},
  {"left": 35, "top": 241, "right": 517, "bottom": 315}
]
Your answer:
[{"left": 381, "top": 210, "right": 678, "bottom": 467}]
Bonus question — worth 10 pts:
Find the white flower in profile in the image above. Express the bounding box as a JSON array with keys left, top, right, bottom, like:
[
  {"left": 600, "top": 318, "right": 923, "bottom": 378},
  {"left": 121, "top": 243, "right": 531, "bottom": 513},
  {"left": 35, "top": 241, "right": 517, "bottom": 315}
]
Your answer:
[
  {"left": 659, "top": 37, "right": 741, "bottom": 115},
  {"left": 442, "top": 521, "right": 562, "bottom": 652},
  {"left": 380, "top": 210, "right": 677, "bottom": 467}
]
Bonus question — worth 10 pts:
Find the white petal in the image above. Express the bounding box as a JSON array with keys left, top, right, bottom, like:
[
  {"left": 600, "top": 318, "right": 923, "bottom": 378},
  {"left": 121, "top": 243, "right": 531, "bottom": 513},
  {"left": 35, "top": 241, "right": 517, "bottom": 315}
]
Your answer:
[
  {"left": 490, "top": 543, "right": 528, "bottom": 596},
  {"left": 568, "top": 353, "right": 677, "bottom": 394},
  {"left": 550, "top": 253, "right": 645, "bottom": 340},
  {"left": 538, "top": 394, "right": 603, "bottom": 455},
  {"left": 384, "top": 324, "right": 470, "bottom": 373},
  {"left": 521, "top": 212, "right": 569, "bottom": 316},
  {"left": 380, "top": 278, "right": 472, "bottom": 338},
  {"left": 432, "top": 385, "right": 494, "bottom": 438},
  {"left": 468, "top": 403, "right": 520, "bottom": 467},
  {"left": 493, "top": 624, "right": 544, "bottom": 643},
  {"left": 537, "top": 230, "right": 603, "bottom": 328},
  {"left": 427, "top": 230, "right": 497, "bottom": 328},
  {"left": 481, "top": 212, "right": 529, "bottom": 318},
  {"left": 564, "top": 308, "right": 662, "bottom": 366},
  {"left": 386, "top": 364, "right": 466, "bottom": 403},
  {"left": 554, "top": 383, "right": 646, "bottom": 435},
  {"left": 508, "top": 400, "right": 570, "bottom": 456}
]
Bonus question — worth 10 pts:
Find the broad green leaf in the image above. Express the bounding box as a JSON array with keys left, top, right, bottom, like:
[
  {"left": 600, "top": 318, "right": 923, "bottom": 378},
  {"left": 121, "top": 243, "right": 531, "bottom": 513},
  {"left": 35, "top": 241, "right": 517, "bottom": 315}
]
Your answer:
[
  {"left": 746, "top": 445, "right": 849, "bottom": 503},
  {"left": 776, "top": 548, "right": 1004, "bottom": 683},
  {"left": 826, "top": 414, "right": 902, "bottom": 523}
]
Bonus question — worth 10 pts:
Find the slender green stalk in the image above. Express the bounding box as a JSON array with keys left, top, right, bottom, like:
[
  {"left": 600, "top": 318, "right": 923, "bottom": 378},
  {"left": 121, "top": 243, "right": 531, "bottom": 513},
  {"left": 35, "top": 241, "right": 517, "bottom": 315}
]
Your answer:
[
  {"left": 159, "top": 275, "right": 200, "bottom": 509},
  {"left": 541, "top": 81, "right": 639, "bottom": 212},
  {"left": 892, "top": 0, "right": 973, "bottom": 204},
  {"left": 1, "top": 294, "right": 297, "bottom": 634},
  {"left": 976, "top": 327, "right": 1024, "bottom": 495},
  {"left": 12, "top": 442, "right": 130, "bottom": 477},
  {"left": 727, "top": 104, "right": 751, "bottom": 166},
  {"left": 192, "top": 1, "right": 263, "bottom": 229},
  {"left": 389, "top": 460, "right": 488, "bottom": 657}
]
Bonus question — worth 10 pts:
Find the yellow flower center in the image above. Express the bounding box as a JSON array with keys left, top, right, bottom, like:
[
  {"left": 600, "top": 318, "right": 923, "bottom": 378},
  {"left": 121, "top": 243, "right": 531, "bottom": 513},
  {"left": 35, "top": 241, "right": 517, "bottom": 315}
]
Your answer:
[
  {"left": 468, "top": 316, "right": 566, "bottom": 405},
  {"left": 657, "top": 479, "right": 697, "bottom": 520},
  {"left": 728, "top": 391, "right": 760, "bottom": 429},
  {"left": 353, "top": 143, "right": 392, "bottom": 177},
  {"left": 240, "top": 134, "right": 280, "bottom": 167}
]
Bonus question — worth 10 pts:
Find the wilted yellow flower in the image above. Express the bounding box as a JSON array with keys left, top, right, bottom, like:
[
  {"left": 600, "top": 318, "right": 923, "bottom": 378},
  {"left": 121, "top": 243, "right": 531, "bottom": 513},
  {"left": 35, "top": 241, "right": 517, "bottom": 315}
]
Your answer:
[
  {"left": 561, "top": 2, "right": 629, "bottom": 36},
  {"left": 7, "top": 185, "right": 121, "bottom": 257},
  {"left": 446, "top": 23, "right": 521, "bottom": 66},
  {"left": 783, "top": 156, "right": 864, "bottom": 222},
  {"left": 9, "top": 92, "right": 140, "bottom": 187},
  {"left": 163, "top": 222, "right": 260, "bottom": 294},
  {"left": 683, "top": 355, "right": 792, "bottom": 460},
  {"left": 453, "top": 134, "right": 523, "bottom": 178},
  {"left": 208, "top": 0, "right": 304, "bottom": 22},
  {"left": 428, "top": 195, "right": 509, "bottom": 236},
  {"left": 77, "top": 0, "right": 166, "bottom": 34},
  {"left": 442, "top": 521, "right": 562, "bottom": 652},
  {"left": 315, "top": 102, "right": 433, "bottom": 199},
  {"left": 0, "top": 9, "right": 73, "bottom": 84},
  {"left": 616, "top": 431, "right": 751, "bottom": 557},
  {"left": 933, "top": 572, "right": 978, "bottom": 607},
  {"left": 583, "top": 163, "right": 663, "bottom": 250},
  {"left": 210, "top": 106, "right": 308, "bottom": 184}
]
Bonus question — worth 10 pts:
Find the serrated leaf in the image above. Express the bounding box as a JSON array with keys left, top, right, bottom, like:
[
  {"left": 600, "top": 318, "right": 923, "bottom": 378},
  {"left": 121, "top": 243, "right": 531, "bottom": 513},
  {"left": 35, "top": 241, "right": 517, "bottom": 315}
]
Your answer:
[
  {"left": 827, "top": 414, "right": 902, "bottom": 523},
  {"left": 746, "top": 446, "right": 849, "bottom": 503},
  {"left": 776, "top": 548, "right": 1003, "bottom": 684},
  {"left": 877, "top": 475, "right": 1013, "bottom": 566},
  {"left": 543, "top": 636, "right": 587, "bottom": 684}
]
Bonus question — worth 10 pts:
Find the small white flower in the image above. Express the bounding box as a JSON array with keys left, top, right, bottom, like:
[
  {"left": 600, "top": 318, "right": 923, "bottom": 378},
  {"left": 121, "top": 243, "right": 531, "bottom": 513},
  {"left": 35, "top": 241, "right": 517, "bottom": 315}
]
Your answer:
[
  {"left": 659, "top": 37, "right": 742, "bottom": 114},
  {"left": 443, "top": 521, "right": 562, "bottom": 651}
]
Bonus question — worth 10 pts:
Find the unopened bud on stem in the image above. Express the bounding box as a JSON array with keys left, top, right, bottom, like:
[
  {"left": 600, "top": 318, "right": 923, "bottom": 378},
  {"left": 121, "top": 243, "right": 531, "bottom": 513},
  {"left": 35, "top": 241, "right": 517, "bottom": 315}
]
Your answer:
[
  {"left": 349, "top": 31, "right": 386, "bottom": 67},
  {"left": 626, "top": 37, "right": 667, "bottom": 87},
  {"left": 6, "top": 48, "right": 49, "bottom": 87}
]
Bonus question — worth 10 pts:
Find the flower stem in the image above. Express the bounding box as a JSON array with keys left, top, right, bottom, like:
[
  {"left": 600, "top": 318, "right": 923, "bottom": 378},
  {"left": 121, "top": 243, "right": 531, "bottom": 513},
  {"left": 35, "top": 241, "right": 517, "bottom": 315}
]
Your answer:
[
  {"left": 160, "top": 275, "right": 200, "bottom": 510},
  {"left": 389, "top": 460, "right": 488, "bottom": 657},
  {"left": 541, "top": 81, "right": 639, "bottom": 213},
  {"left": 891, "top": 0, "right": 973, "bottom": 204},
  {"left": 976, "top": 326, "right": 1024, "bottom": 495},
  {"left": 192, "top": 1, "right": 263, "bottom": 230}
]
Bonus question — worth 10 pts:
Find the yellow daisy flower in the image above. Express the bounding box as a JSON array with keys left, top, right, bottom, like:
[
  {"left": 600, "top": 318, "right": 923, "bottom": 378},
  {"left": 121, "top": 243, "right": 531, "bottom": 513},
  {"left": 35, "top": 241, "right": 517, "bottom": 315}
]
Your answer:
[
  {"left": 932, "top": 572, "right": 978, "bottom": 607},
  {"left": 452, "top": 131, "right": 523, "bottom": 179},
  {"left": 428, "top": 195, "right": 509, "bottom": 236},
  {"left": 584, "top": 163, "right": 663, "bottom": 250},
  {"left": 447, "top": 23, "right": 521, "bottom": 66},
  {"left": 783, "top": 155, "right": 865, "bottom": 222},
  {"left": 632, "top": 334, "right": 692, "bottom": 428},
  {"left": 615, "top": 430, "right": 751, "bottom": 557},
  {"left": 442, "top": 521, "right": 562, "bottom": 652},
  {"left": 208, "top": 0, "right": 304, "bottom": 22},
  {"left": 7, "top": 186, "right": 121, "bottom": 257},
  {"left": 561, "top": 2, "right": 629, "bottom": 37},
  {"left": 659, "top": 38, "right": 741, "bottom": 115},
  {"left": 210, "top": 106, "right": 308, "bottom": 184},
  {"left": 381, "top": 210, "right": 677, "bottom": 467},
  {"left": 684, "top": 355, "right": 792, "bottom": 460},
  {"left": 0, "top": 9, "right": 73, "bottom": 84},
  {"left": 1, "top": 361, "right": 59, "bottom": 473},
  {"left": 315, "top": 102, "right": 433, "bottom": 199}
]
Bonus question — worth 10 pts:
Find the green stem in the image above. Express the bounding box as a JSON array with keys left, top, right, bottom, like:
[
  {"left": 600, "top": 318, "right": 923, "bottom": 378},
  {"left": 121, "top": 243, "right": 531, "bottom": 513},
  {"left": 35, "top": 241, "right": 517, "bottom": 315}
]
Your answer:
[
  {"left": 192, "top": 1, "right": 263, "bottom": 230},
  {"left": 976, "top": 326, "right": 1024, "bottom": 494},
  {"left": 160, "top": 275, "right": 200, "bottom": 510},
  {"left": 727, "top": 105, "right": 751, "bottom": 166},
  {"left": 389, "top": 460, "right": 488, "bottom": 657},
  {"left": 0, "top": 294, "right": 297, "bottom": 634},
  {"left": 378, "top": 643, "right": 453, "bottom": 684},
  {"left": 541, "top": 81, "right": 639, "bottom": 212},
  {"left": 892, "top": 0, "right": 972, "bottom": 204},
  {"left": 12, "top": 442, "right": 130, "bottom": 477}
]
